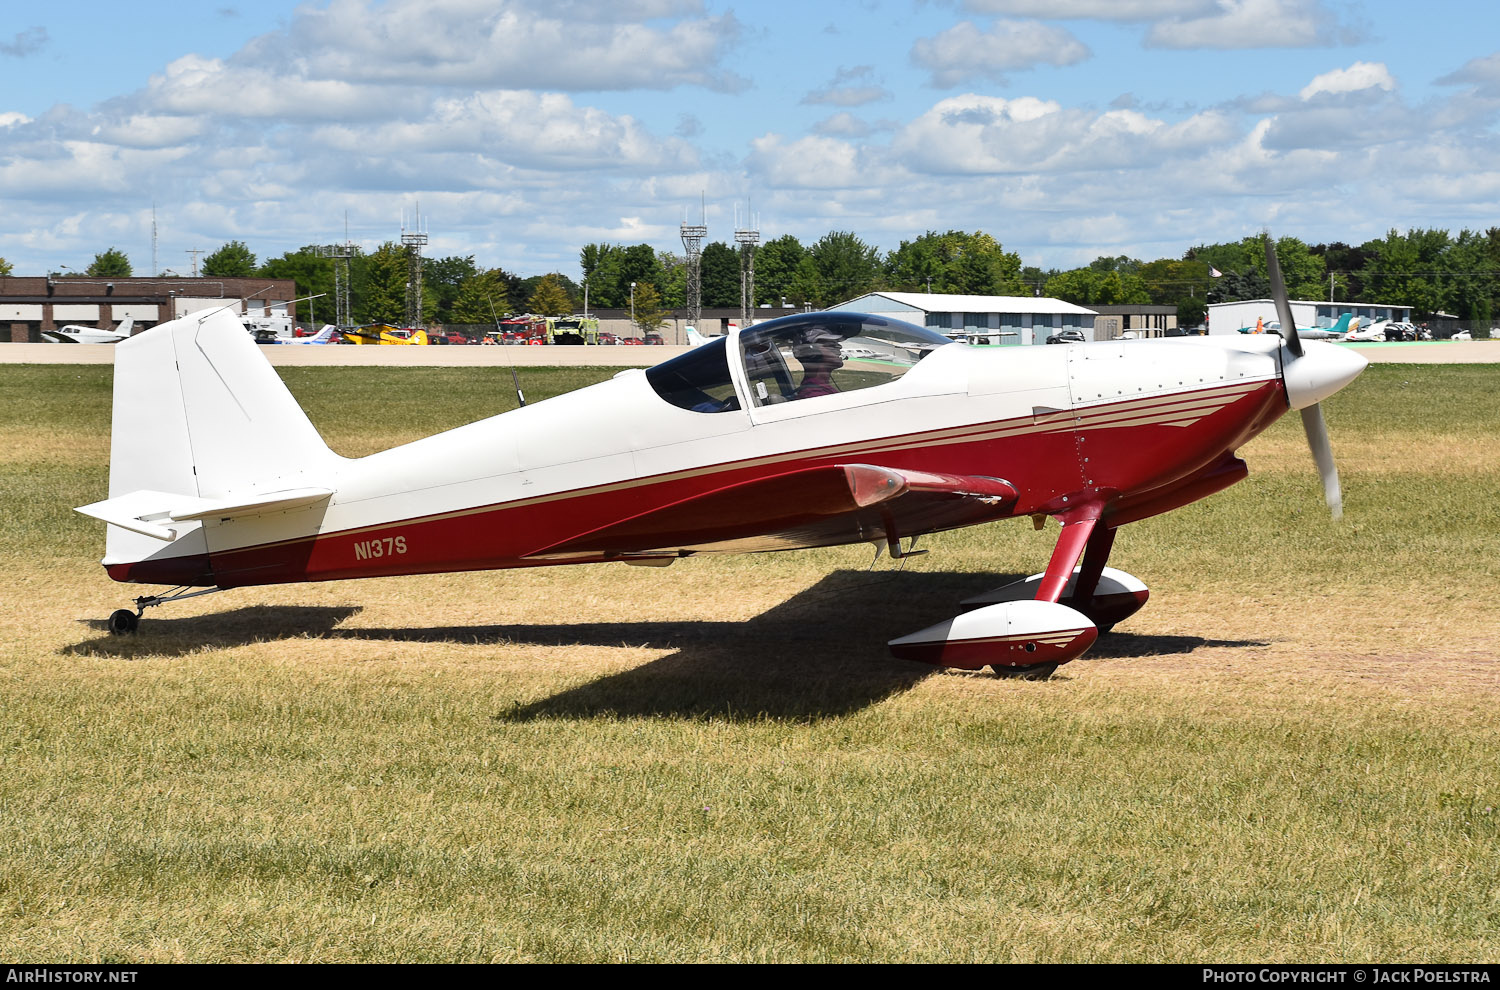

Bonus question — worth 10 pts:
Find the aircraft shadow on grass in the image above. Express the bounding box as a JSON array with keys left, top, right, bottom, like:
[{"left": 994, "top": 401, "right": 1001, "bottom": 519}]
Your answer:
[
  {"left": 67, "top": 605, "right": 365, "bottom": 658},
  {"left": 64, "top": 571, "right": 1262, "bottom": 721}
]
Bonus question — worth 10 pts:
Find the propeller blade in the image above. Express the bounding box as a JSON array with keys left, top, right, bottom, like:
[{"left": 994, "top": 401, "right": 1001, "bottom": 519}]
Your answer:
[
  {"left": 1300, "top": 403, "right": 1343, "bottom": 521},
  {"left": 1263, "top": 234, "right": 1303, "bottom": 358}
]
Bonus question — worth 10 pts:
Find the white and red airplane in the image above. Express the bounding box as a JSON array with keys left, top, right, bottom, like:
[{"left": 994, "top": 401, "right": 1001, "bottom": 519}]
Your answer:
[{"left": 79, "top": 240, "right": 1367, "bottom": 678}]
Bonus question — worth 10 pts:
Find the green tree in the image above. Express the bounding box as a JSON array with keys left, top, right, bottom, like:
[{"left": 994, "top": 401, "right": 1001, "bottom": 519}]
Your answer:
[
  {"left": 527, "top": 274, "right": 573, "bottom": 316},
  {"left": 1358, "top": 228, "right": 1449, "bottom": 315},
  {"left": 700, "top": 242, "right": 741, "bottom": 308},
  {"left": 451, "top": 269, "right": 513, "bottom": 324},
  {"left": 351, "top": 242, "right": 410, "bottom": 324},
  {"left": 1087, "top": 255, "right": 1141, "bottom": 274},
  {"left": 1137, "top": 258, "right": 1211, "bottom": 306},
  {"left": 631, "top": 281, "right": 669, "bottom": 334},
  {"left": 802, "top": 231, "right": 881, "bottom": 308},
  {"left": 258, "top": 246, "right": 338, "bottom": 318},
  {"left": 201, "top": 240, "right": 257, "bottom": 278},
  {"left": 424, "top": 255, "right": 478, "bottom": 324},
  {"left": 753, "top": 234, "right": 806, "bottom": 308},
  {"left": 86, "top": 247, "right": 132, "bottom": 277},
  {"left": 580, "top": 243, "right": 621, "bottom": 307},
  {"left": 883, "top": 230, "right": 1023, "bottom": 295},
  {"left": 1308, "top": 242, "right": 1373, "bottom": 301},
  {"left": 0, "top": 256, "right": 13, "bottom": 276},
  {"left": 1044, "top": 268, "right": 1151, "bottom": 306},
  {"left": 579, "top": 242, "right": 659, "bottom": 308},
  {"left": 656, "top": 252, "right": 686, "bottom": 309},
  {"left": 1194, "top": 235, "right": 1325, "bottom": 304}
]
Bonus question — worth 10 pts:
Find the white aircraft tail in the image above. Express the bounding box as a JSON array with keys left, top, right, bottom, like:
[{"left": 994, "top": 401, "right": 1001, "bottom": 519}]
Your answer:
[
  {"left": 686, "top": 326, "right": 710, "bottom": 347},
  {"left": 78, "top": 309, "right": 339, "bottom": 571},
  {"left": 116, "top": 317, "right": 135, "bottom": 338}
]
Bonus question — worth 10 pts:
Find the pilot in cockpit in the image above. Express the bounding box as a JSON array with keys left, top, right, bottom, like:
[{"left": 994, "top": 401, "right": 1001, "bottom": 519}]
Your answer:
[{"left": 792, "top": 328, "right": 844, "bottom": 399}]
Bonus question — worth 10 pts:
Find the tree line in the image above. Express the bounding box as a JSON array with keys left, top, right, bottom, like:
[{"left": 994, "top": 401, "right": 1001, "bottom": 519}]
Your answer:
[{"left": 26, "top": 224, "right": 1500, "bottom": 329}]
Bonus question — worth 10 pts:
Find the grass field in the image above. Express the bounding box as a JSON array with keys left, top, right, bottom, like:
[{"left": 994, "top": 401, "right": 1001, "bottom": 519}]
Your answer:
[{"left": 1, "top": 362, "right": 1497, "bottom": 962}]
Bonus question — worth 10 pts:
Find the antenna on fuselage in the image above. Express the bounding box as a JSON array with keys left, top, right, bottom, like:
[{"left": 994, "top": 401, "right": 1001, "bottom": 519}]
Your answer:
[{"left": 489, "top": 296, "right": 526, "bottom": 408}]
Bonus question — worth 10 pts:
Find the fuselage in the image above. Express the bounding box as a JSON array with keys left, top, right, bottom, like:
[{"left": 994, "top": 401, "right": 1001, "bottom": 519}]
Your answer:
[{"left": 108, "top": 328, "right": 1299, "bottom": 588}]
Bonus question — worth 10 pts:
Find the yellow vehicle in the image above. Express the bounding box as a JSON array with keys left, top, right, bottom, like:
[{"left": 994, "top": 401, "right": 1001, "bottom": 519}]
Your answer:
[
  {"left": 340, "top": 324, "right": 430, "bottom": 345},
  {"left": 546, "top": 315, "right": 600, "bottom": 345}
]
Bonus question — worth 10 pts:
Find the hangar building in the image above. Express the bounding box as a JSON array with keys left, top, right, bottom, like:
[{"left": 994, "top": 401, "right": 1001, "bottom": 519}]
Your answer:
[
  {"left": 0, "top": 275, "right": 298, "bottom": 342},
  {"left": 1207, "top": 299, "right": 1412, "bottom": 336},
  {"left": 831, "top": 291, "right": 1098, "bottom": 345}
]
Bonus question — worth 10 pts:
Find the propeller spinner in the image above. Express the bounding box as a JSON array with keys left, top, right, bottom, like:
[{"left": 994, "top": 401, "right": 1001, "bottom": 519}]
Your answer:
[{"left": 1263, "top": 234, "right": 1367, "bottom": 520}]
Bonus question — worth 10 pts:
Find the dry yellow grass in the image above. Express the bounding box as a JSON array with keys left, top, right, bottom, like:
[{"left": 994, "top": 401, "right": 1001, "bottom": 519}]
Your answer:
[{"left": 1, "top": 362, "right": 1497, "bottom": 962}]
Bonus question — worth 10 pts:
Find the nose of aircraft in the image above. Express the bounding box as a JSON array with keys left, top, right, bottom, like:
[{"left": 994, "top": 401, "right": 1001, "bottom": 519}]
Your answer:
[{"left": 1282, "top": 341, "right": 1369, "bottom": 410}]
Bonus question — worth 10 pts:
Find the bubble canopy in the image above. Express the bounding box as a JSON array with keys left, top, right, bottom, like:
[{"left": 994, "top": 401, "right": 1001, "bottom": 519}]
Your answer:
[{"left": 646, "top": 312, "right": 954, "bottom": 413}]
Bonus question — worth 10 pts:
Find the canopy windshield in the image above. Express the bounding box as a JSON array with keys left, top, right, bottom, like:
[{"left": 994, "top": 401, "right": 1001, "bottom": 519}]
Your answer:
[{"left": 738, "top": 313, "right": 952, "bottom": 408}]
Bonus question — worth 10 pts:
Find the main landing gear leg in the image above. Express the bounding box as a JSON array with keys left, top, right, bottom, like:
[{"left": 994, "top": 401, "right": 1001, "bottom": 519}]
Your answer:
[
  {"left": 1071, "top": 523, "right": 1117, "bottom": 618},
  {"left": 107, "top": 586, "right": 227, "bottom": 635},
  {"left": 1035, "top": 507, "right": 1103, "bottom": 604},
  {"left": 987, "top": 507, "right": 1102, "bottom": 680}
]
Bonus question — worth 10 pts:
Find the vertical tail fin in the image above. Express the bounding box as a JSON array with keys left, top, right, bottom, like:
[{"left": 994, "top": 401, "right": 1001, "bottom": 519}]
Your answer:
[{"left": 81, "top": 308, "right": 339, "bottom": 575}]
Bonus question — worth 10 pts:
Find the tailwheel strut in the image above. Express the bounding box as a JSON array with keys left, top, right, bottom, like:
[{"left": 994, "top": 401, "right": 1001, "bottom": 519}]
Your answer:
[{"left": 107, "top": 586, "right": 227, "bottom": 635}]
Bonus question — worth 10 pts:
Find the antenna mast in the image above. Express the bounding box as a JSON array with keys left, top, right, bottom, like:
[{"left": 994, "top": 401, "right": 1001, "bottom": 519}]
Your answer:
[
  {"left": 734, "top": 201, "right": 760, "bottom": 329},
  {"left": 680, "top": 193, "right": 707, "bottom": 334},
  {"left": 317, "top": 214, "right": 356, "bottom": 327},
  {"left": 401, "top": 205, "right": 428, "bottom": 328}
]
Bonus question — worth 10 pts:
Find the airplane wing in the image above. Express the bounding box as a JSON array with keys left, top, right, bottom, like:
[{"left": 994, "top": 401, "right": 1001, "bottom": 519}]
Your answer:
[{"left": 525, "top": 463, "right": 1018, "bottom": 558}]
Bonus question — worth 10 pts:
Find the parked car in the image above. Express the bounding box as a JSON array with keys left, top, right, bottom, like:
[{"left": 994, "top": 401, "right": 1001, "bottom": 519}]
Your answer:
[
  {"left": 1046, "top": 329, "right": 1087, "bottom": 345},
  {"left": 598, "top": 332, "right": 620, "bottom": 345},
  {"left": 620, "top": 336, "right": 644, "bottom": 345},
  {"left": 643, "top": 332, "right": 665, "bottom": 345}
]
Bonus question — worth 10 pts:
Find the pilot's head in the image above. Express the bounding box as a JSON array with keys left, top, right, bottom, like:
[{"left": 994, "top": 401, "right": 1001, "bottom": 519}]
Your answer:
[{"left": 793, "top": 328, "right": 844, "bottom": 370}]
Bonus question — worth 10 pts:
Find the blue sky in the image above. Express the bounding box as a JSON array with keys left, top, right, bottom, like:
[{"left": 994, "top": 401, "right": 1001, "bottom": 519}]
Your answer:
[{"left": 3, "top": 0, "right": 1499, "bottom": 280}]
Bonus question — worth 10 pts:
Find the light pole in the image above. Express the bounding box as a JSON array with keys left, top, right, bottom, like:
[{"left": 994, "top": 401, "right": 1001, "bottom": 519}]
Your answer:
[{"left": 630, "top": 281, "right": 636, "bottom": 330}]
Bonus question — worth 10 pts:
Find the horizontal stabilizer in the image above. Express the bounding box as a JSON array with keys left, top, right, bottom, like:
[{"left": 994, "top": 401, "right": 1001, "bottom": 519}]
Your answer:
[
  {"left": 78, "top": 487, "right": 334, "bottom": 542},
  {"left": 527, "top": 463, "right": 1017, "bottom": 557}
]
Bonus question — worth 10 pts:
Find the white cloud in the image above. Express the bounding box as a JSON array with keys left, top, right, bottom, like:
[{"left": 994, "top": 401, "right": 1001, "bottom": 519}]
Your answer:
[
  {"left": 1147, "top": 0, "right": 1345, "bottom": 50},
  {"left": 962, "top": 0, "right": 1212, "bottom": 18},
  {"left": 274, "top": 0, "right": 745, "bottom": 92},
  {"left": 0, "top": 112, "right": 30, "bottom": 128},
  {"left": 891, "top": 94, "right": 1235, "bottom": 174},
  {"left": 0, "top": 26, "right": 47, "bottom": 58},
  {"left": 89, "top": 114, "right": 208, "bottom": 148},
  {"left": 144, "top": 55, "right": 417, "bottom": 120},
  {"left": 803, "top": 67, "right": 892, "bottom": 108},
  {"left": 1437, "top": 52, "right": 1500, "bottom": 96},
  {"left": 812, "top": 113, "right": 877, "bottom": 138},
  {"left": 307, "top": 90, "right": 690, "bottom": 172},
  {"left": 911, "top": 20, "right": 1091, "bottom": 87},
  {"left": 747, "top": 133, "right": 891, "bottom": 189},
  {"left": 1300, "top": 61, "right": 1395, "bottom": 100}
]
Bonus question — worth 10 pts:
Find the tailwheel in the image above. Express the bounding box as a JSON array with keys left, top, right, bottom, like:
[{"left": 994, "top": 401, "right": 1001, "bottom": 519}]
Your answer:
[
  {"left": 990, "top": 662, "right": 1058, "bottom": 681},
  {"left": 105, "top": 586, "right": 228, "bottom": 635}
]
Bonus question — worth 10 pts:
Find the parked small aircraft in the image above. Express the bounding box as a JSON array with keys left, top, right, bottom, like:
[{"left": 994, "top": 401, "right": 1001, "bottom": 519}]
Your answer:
[
  {"left": 1345, "top": 318, "right": 1388, "bottom": 342},
  {"left": 1237, "top": 313, "right": 1352, "bottom": 341},
  {"left": 341, "top": 324, "right": 429, "bottom": 345},
  {"left": 42, "top": 317, "right": 134, "bottom": 344},
  {"left": 79, "top": 238, "right": 1366, "bottom": 678},
  {"left": 271, "top": 324, "right": 341, "bottom": 345}
]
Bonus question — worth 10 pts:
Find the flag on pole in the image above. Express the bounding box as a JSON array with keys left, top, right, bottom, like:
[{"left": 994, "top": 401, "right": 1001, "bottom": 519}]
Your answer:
[{"left": 1209, "top": 266, "right": 1223, "bottom": 278}]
